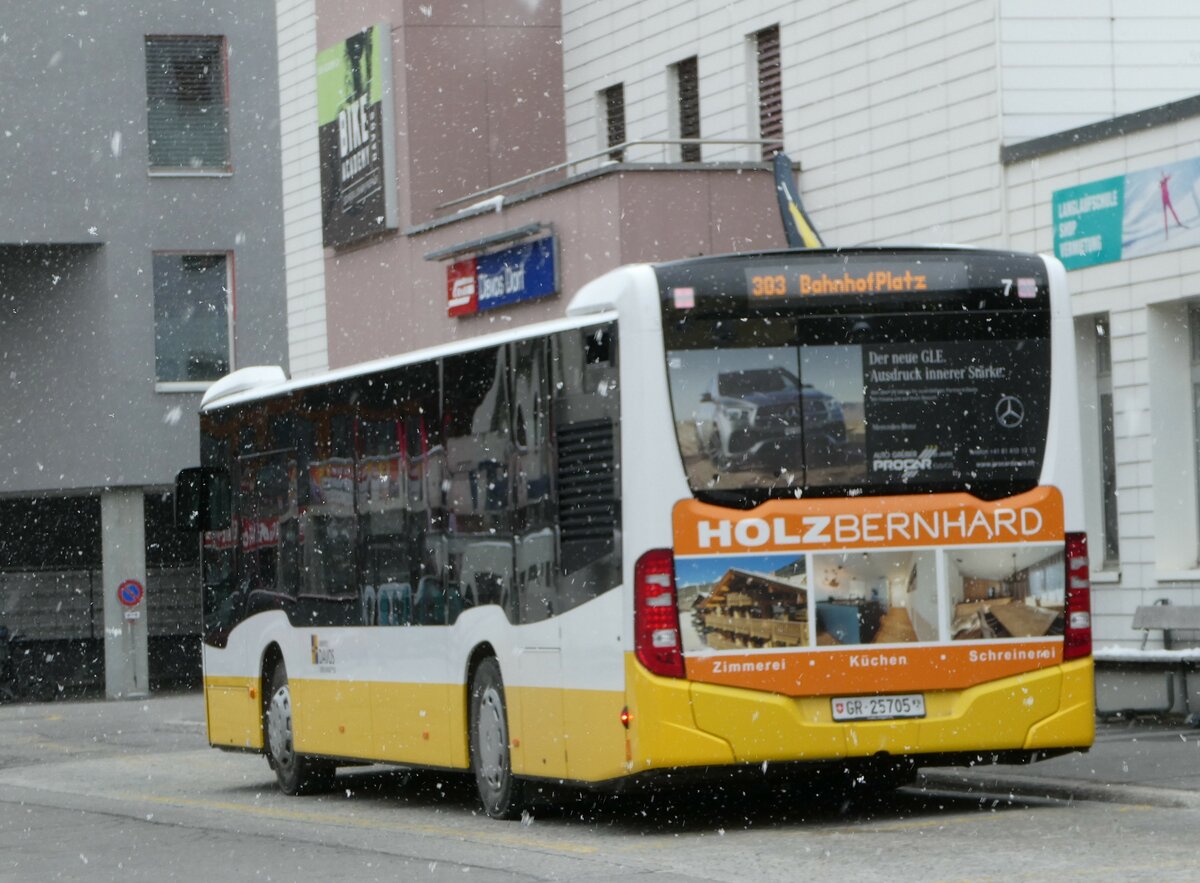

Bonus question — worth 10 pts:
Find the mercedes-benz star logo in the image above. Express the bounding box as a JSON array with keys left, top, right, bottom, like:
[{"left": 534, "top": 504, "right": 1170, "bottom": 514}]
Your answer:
[{"left": 995, "top": 395, "right": 1025, "bottom": 429}]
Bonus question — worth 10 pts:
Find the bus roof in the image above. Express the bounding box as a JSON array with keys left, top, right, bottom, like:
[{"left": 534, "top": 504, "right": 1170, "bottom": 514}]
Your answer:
[
  {"left": 647, "top": 244, "right": 1018, "bottom": 272},
  {"left": 200, "top": 308, "right": 619, "bottom": 412}
]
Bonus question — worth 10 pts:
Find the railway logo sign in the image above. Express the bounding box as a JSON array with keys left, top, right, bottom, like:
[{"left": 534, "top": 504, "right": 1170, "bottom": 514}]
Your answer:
[{"left": 117, "top": 579, "right": 144, "bottom": 607}]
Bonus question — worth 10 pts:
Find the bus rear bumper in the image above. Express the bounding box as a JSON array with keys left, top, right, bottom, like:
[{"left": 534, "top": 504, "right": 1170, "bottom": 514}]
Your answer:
[{"left": 627, "top": 657, "right": 1094, "bottom": 773}]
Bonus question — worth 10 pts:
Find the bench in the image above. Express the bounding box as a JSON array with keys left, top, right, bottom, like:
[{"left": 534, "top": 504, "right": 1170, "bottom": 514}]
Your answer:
[
  {"left": 1133, "top": 603, "right": 1200, "bottom": 646},
  {"left": 1104, "top": 602, "right": 1200, "bottom": 724}
]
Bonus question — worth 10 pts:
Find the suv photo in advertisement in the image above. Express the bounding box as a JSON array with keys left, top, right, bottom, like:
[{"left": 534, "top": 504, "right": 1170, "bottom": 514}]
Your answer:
[{"left": 698, "top": 368, "right": 846, "bottom": 467}]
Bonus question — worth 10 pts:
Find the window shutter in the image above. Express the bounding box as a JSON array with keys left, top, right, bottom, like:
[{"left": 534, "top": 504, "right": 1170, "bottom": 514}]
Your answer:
[
  {"left": 756, "top": 26, "right": 783, "bottom": 159},
  {"left": 676, "top": 57, "right": 700, "bottom": 162},
  {"left": 604, "top": 84, "right": 626, "bottom": 162},
  {"left": 145, "top": 36, "right": 230, "bottom": 170}
]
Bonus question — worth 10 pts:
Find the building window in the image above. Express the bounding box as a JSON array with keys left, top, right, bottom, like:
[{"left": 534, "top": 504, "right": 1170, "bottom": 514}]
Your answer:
[
  {"left": 153, "top": 252, "right": 232, "bottom": 384},
  {"left": 672, "top": 56, "right": 700, "bottom": 162},
  {"left": 754, "top": 25, "right": 783, "bottom": 159},
  {"left": 145, "top": 36, "right": 230, "bottom": 171},
  {"left": 602, "top": 84, "right": 626, "bottom": 162},
  {"left": 1095, "top": 316, "right": 1119, "bottom": 566}
]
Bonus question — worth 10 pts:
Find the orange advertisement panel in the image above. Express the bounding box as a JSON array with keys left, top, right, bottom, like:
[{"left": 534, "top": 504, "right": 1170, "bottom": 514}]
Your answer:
[
  {"left": 673, "top": 488, "right": 1068, "bottom": 696},
  {"left": 684, "top": 641, "right": 1063, "bottom": 697},
  {"left": 673, "top": 487, "right": 1064, "bottom": 556}
]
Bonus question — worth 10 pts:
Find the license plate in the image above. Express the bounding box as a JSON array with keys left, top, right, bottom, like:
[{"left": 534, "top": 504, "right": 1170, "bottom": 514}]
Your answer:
[{"left": 831, "top": 693, "right": 926, "bottom": 722}]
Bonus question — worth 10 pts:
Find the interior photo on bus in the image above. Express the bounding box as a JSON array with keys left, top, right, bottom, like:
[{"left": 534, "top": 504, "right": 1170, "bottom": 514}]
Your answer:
[
  {"left": 811, "top": 549, "right": 938, "bottom": 645},
  {"left": 948, "top": 545, "right": 1065, "bottom": 640}
]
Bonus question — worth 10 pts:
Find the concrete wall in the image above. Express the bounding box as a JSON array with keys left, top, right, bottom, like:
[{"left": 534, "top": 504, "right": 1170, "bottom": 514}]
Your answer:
[
  {"left": 0, "top": 2, "right": 289, "bottom": 494},
  {"left": 0, "top": 2, "right": 288, "bottom": 693}
]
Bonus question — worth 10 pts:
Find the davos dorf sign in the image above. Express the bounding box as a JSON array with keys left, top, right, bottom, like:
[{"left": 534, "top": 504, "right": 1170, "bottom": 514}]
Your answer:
[{"left": 446, "top": 237, "right": 558, "bottom": 317}]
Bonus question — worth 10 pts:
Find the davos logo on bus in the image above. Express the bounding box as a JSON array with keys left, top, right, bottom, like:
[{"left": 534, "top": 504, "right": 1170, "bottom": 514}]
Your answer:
[{"left": 447, "top": 236, "right": 557, "bottom": 317}]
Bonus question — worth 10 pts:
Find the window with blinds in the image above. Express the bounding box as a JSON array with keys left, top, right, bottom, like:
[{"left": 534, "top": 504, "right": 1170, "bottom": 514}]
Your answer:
[
  {"left": 755, "top": 25, "right": 783, "bottom": 159},
  {"left": 675, "top": 57, "right": 700, "bottom": 162},
  {"left": 603, "top": 84, "right": 626, "bottom": 162},
  {"left": 145, "top": 36, "right": 230, "bottom": 171}
]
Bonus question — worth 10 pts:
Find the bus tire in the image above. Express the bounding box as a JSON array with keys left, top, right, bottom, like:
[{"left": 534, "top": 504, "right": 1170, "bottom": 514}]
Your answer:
[
  {"left": 265, "top": 663, "right": 336, "bottom": 796},
  {"left": 469, "top": 657, "right": 525, "bottom": 820}
]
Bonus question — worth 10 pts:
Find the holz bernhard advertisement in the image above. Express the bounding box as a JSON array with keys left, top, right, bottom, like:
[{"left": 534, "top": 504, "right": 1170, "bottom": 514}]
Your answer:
[
  {"left": 672, "top": 488, "right": 1068, "bottom": 696},
  {"left": 316, "top": 24, "right": 398, "bottom": 248}
]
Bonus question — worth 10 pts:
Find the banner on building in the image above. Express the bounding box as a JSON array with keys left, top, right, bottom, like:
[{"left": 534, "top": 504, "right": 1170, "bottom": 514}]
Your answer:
[
  {"left": 447, "top": 237, "right": 558, "bottom": 317},
  {"left": 773, "top": 153, "right": 824, "bottom": 249},
  {"left": 1053, "top": 156, "right": 1200, "bottom": 270},
  {"left": 316, "top": 24, "right": 398, "bottom": 248}
]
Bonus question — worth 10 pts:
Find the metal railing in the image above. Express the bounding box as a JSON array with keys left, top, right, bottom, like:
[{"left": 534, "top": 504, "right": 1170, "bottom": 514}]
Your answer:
[{"left": 436, "top": 137, "right": 775, "bottom": 212}]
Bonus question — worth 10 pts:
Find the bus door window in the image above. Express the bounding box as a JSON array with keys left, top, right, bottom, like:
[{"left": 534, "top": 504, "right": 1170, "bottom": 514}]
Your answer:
[
  {"left": 550, "top": 324, "right": 621, "bottom": 616},
  {"left": 511, "top": 337, "right": 557, "bottom": 622},
  {"left": 443, "top": 347, "right": 515, "bottom": 624}
]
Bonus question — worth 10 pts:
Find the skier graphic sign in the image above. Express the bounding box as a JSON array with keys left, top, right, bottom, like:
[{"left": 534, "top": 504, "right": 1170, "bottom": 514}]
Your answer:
[{"left": 1053, "top": 156, "right": 1200, "bottom": 270}]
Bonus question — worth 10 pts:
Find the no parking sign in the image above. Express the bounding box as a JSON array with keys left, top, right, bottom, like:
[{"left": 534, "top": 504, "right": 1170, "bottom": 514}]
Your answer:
[{"left": 117, "top": 579, "right": 144, "bottom": 620}]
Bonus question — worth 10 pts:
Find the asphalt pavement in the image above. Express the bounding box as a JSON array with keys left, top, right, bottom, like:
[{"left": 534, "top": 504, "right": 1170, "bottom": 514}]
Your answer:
[
  {"left": 920, "top": 716, "right": 1200, "bottom": 808},
  {"left": 5, "top": 690, "right": 1199, "bottom": 810}
]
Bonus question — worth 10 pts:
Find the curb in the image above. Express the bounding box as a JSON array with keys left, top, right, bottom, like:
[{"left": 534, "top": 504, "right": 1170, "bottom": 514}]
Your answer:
[{"left": 917, "top": 768, "right": 1200, "bottom": 809}]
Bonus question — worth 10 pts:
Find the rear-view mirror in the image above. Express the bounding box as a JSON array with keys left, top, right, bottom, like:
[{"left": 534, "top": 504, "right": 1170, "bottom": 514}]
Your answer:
[{"left": 174, "top": 467, "right": 231, "bottom": 532}]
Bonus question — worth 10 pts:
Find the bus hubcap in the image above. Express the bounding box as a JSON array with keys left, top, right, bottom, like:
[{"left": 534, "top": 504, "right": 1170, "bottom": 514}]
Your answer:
[
  {"left": 268, "top": 685, "right": 294, "bottom": 769},
  {"left": 478, "top": 686, "right": 507, "bottom": 790}
]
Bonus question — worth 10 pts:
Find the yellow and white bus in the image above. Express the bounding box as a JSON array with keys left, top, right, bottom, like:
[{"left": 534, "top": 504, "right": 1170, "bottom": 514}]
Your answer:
[{"left": 176, "top": 246, "right": 1093, "bottom": 819}]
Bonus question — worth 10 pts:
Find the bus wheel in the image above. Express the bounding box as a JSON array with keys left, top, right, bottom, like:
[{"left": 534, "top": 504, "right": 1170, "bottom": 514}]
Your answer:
[
  {"left": 265, "top": 663, "right": 336, "bottom": 795},
  {"left": 469, "top": 657, "right": 525, "bottom": 820}
]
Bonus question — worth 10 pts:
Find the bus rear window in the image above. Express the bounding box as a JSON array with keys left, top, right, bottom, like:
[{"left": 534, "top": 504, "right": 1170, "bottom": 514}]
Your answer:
[{"left": 665, "top": 312, "right": 1049, "bottom": 503}]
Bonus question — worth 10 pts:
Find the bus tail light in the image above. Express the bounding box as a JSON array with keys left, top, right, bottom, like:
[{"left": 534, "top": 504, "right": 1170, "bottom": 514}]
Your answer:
[
  {"left": 1063, "top": 532, "right": 1092, "bottom": 661},
  {"left": 634, "top": 548, "right": 685, "bottom": 679}
]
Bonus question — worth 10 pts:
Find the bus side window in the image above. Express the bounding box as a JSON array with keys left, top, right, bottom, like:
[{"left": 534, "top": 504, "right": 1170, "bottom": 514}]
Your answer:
[
  {"left": 357, "top": 376, "right": 409, "bottom": 620},
  {"left": 443, "top": 346, "right": 516, "bottom": 625},
  {"left": 296, "top": 383, "right": 360, "bottom": 610},
  {"left": 240, "top": 454, "right": 281, "bottom": 593},
  {"left": 355, "top": 362, "right": 442, "bottom": 626}
]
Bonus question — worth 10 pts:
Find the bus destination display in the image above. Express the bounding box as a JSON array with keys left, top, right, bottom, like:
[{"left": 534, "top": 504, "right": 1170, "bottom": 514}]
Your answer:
[{"left": 745, "top": 260, "right": 971, "bottom": 300}]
